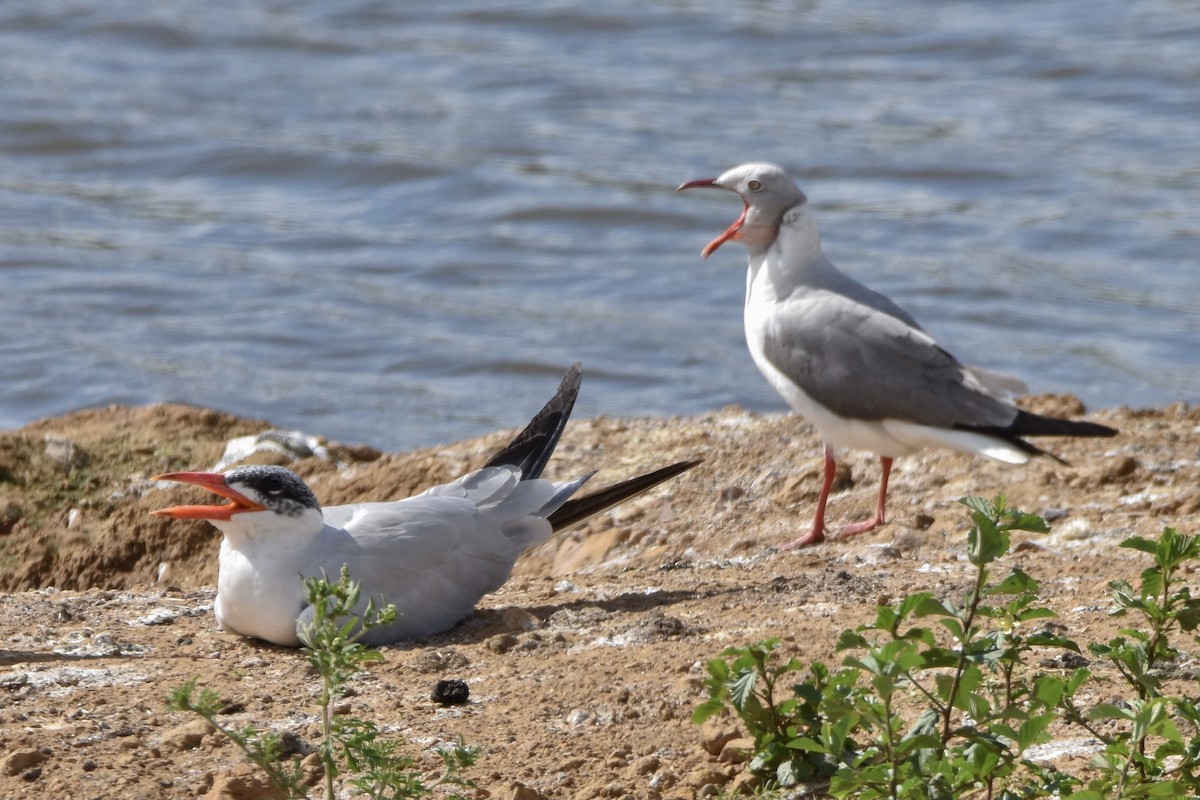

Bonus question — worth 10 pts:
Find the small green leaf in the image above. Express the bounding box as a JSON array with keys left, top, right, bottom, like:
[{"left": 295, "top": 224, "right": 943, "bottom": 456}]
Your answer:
[
  {"left": 786, "top": 735, "right": 826, "bottom": 753},
  {"left": 692, "top": 699, "right": 725, "bottom": 724},
  {"left": 1014, "top": 606, "right": 1059, "bottom": 623},
  {"left": 1015, "top": 713, "right": 1054, "bottom": 751},
  {"left": 910, "top": 594, "right": 957, "bottom": 619},
  {"left": 1032, "top": 675, "right": 1067, "bottom": 707},
  {"left": 969, "top": 519, "right": 1010, "bottom": 566},
  {"left": 1089, "top": 702, "right": 1136, "bottom": 723},
  {"left": 1126, "top": 780, "right": 1187, "bottom": 797},
  {"left": 836, "top": 630, "right": 871, "bottom": 652},
  {"left": 987, "top": 567, "right": 1040, "bottom": 596},
  {"left": 937, "top": 616, "right": 965, "bottom": 640},
  {"left": 1066, "top": 667, "right": 1091, "bottom": 694},
  {"left": 958, "top": 496, "right": 999, "bottom": 517},
  {"left": 728, "top": 668, "right": 759, "bottom": 711},
  {"left": 1176, "top": 599, "right": 1200, "bottom": 632},
  {"left": 775, "top": 758, "right": 801, "bottom": 787},
  {"left": 1119, "top": 536, "right": 1160, "bottom": 556},
  {"left": 1005, "top": 511, "right": 1051, "bottom": 534},
  {"left": 705, "top": 657, "right": 731, "bottom": 683}
]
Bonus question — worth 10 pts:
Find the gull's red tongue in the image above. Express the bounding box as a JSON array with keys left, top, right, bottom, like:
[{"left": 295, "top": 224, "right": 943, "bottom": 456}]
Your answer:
[{"left": 701, "top": 201, "right": 747, "bottom": 258}]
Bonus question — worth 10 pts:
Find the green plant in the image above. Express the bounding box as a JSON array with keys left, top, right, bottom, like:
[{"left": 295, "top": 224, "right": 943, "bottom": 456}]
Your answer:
[
  {"left": 170, "top": 566, "right": 478, "bottom": 799},
  {"left": 170, "top": 679, "right": 310, "bottom": 798},
  {"left": 695, "top": 638, "right": 843, "bottom": 786},
  {"left": 1066, "top": 528, "right": 1200, "bottom": 798},
  {"left": 695, "top": 498, "right": 1200, "bottom": 799}
]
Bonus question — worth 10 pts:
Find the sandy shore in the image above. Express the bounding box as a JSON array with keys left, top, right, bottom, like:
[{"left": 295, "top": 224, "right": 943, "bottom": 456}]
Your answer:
[{"left": 0, "top": 397, "right": 1194, "bottom": 799}]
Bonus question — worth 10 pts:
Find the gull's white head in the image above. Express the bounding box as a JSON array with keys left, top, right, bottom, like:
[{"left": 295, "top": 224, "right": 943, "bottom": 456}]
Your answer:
[
  {"left": 152, "top": 464, "right": 324, "bottom": 541},
  {"left": 678, "top": 162, "right": 808, "bottom": 258}
]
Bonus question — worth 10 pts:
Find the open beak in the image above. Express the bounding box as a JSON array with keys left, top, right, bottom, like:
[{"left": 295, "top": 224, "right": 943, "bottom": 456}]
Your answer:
[
  {"left": 676, "top": 177, "right": 746, "bottom": 258},
  {"left": 151, "top": 471, "right": 266, "bottom": 521}
]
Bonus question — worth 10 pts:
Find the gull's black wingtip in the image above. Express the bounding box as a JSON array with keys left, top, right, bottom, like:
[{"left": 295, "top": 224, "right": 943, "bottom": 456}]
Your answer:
[{"left": 956, "top": 408, "right": 1119, "bottom": 467}]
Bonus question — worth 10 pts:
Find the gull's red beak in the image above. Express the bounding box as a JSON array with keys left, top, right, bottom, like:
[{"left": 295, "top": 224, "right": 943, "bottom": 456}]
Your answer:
[
  {"left": 151, "top": 471, "right": 266, "bottom": 521},
  {"left": 677, "top": 177, "right": 746, "bottom": 258}
]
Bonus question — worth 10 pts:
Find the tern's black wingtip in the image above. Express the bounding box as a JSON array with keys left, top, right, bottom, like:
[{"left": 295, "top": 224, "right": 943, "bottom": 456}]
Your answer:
[
  {"left": 483, "top": 362, "right": 585, "bottom": 479},
  {"left": 546, "top": 458, "right": 702, "bottom": 533}
]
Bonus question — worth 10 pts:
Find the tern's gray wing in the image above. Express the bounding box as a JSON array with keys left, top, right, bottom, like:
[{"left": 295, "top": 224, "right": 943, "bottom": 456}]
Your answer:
[
  {"left": 304, "top": 466, "right": 584, "bottom": 643},
  {"left": 761, "top": 288, "right": 1018, "bottom": 429},
  {"left": 324, "top": 466, "right": 573, "bottom": 560},
  {"left": 308, "top": 497, "right": 533, "bottom": 642}
]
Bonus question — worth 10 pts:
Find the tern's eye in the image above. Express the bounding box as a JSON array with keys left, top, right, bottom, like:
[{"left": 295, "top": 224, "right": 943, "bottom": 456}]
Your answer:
[
  {"left": 747, "top": 179, "right": 763, "bottom": 192},
  {"left": 259, "top": 478, "right": 286, "bottom": 496}
]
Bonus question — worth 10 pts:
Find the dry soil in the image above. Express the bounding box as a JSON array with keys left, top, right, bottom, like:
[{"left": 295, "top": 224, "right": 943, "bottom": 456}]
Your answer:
[{"left": 0, "top": 395, "right": 1195, "bottom": 799}]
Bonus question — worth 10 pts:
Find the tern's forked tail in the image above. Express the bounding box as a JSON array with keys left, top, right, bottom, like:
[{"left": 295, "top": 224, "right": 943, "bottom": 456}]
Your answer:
[{"left": 547, "top": 459, "right": 702, "bottom": 533}]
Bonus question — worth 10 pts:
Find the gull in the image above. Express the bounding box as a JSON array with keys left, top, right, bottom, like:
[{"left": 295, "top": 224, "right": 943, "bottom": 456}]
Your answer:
[
  {"left": 152, "top": 364, "right": 699, "bottom": 645},
  {"left": 678, "top": 162, "right": 1116, "bottom": 548}
]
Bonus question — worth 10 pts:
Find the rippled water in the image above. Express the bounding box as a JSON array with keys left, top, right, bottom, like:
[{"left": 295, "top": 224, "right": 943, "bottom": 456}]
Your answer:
[{"left": 1, "top": 1, "right": 1197, "bottom": 451}]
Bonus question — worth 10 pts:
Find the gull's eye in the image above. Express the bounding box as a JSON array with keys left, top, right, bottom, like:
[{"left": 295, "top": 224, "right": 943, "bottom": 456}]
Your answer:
[{"left": 747, "top": 179, "right": 763, "bottom": 192}]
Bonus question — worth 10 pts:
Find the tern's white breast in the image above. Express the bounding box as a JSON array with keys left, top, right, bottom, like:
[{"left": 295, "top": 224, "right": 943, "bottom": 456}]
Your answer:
[{"left": 215, "top": 536, "right": 309, "bottom": 646}]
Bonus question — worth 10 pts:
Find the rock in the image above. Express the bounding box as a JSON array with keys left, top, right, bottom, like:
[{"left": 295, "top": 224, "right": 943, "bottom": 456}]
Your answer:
[
  {"left": 407, "top": 649, "right": 471, "bottom": 674},
  {"left": 497, "top": 607, "right": 541, "bottom": 632},
  {"left": 861, "top": 544, "right": 902, "bottom": 563},
  {"left": 160, "top": 719, "right": 213, "bottom": 752},
  {"left": 486, "top": 633, "right": 520, "bottom": 654},
  {"left": 682, "top": 767, "right": 732, "bottom": 789},
  {"left": 629, "top": 754, "right": 660, "bottom": 776},
  {"left": 717, "top": 737, "right": 755, "bottom": 764},
  {"left": 566, "top": 709, "right": 593, "bottom": 727},
  {"left": 213, "top": 430, "right": 330, "bottom": 471},
  {"left": 431, "top": 678, "right": 470, "bottom": 706},
  {"left": 629, "top": 609, "right": 695, "bottom": 642},
  {"left": 1042, "top": 507, "right": 1067, "bottom": 522},
  {"left": 553, "top": 527, "right": 626, "bottom": 575},
  {"left": 699, "top": 718, "right": 740, "bottom": 756},
  {"left": 0, "top": 500, "right": 23, "bottom": 534},
  {"left": 204, "top": 772, "right": 289, "bottom": 800},
  {"left": 300, "top": 752, "right": 324, "bottom": 787},
  {"left": 728, "top": 770, "right": 761, "bottom": 794},
  {"left": 1095, "top": 455, "right": 1138, "bottom": 484},
  {"left": 507, "top": 781, "right": 552, "bottom": 800},
  {"left": 573, "top": 781, "right": 628, "bottom": 800},
  {"left": 2, "top": 748, "right": 50, "bottom": 776},
  {"left": 721, "top": 485, "right": 748, "bottom": 503},
  {"left": 43, "top": 434, "right": 87, "bottom": 470},
  {"left": 0, "top": 672, "right": 29, "bottom": 690},
  {"left": 277, "top": 731, "right": 314, "bottom": 759}
]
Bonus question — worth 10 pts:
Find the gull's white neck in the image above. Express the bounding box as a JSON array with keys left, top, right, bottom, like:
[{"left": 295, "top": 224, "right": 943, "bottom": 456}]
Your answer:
[
  {"left": 745, "top": 202, "right": 829, "bottom": 307},
  {"left": 742, "top": 202, "right": 852, "bottom": 444}
]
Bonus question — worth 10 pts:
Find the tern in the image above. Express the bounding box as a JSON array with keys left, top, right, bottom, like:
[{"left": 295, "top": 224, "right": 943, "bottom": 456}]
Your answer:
[
  {"left": 152, "top": 364, "right": 699, "bottom": 646},
  {"left": 678, "top": 162, "right": 1116, "bottom": 549}
]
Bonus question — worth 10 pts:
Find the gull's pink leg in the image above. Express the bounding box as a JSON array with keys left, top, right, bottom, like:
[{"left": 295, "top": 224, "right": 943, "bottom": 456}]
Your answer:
[
  {"left": 837, "top": 456, "right": 892, "bottom": 537},
  {"left": 780, "top": 445, "right": 837, "bottom": 550}
]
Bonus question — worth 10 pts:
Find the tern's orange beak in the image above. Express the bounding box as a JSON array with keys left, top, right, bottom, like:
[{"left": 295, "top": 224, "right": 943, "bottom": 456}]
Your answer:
[
  {"left": 151, "top": 471, "right": 266, "bottom": 521},
  {"left": 676, "top": 177, "right": 746, "bottom": 258}
]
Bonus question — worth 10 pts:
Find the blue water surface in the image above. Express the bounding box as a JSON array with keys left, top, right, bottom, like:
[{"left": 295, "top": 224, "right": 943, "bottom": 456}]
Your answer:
[{"left": 1, "top": 1, "right": 1196, "bottom": 450}]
